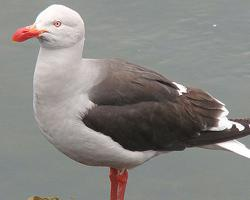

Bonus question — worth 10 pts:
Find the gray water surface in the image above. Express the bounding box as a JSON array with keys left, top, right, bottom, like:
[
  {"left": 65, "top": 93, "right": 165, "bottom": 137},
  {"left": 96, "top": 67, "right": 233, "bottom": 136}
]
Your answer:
[{"left": 1, "top": 0, "right": 250, "bottom": 200}]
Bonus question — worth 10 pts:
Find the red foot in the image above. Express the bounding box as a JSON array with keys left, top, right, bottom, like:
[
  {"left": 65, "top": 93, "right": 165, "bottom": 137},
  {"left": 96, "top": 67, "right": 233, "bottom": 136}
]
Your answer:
[
  {"left": 109, "top": 168, "right": 118, "bottom": 200},
  {"left": 117, "top": 170, "right": 128, "bottom": 200},
  {"left": 109, "top": 168, "right": 128, "bottom": 200}
]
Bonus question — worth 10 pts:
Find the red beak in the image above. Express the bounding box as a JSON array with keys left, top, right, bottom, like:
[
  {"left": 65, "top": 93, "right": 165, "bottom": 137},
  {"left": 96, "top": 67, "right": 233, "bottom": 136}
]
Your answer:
[{"left": 12, "top": 25, "right": 47, "bottom": 42}]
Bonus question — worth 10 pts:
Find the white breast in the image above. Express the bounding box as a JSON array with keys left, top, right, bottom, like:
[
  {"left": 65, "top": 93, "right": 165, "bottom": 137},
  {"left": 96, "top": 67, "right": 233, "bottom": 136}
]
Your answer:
[{"left": 34, "top": 91, "right": 157, "bottom": 169}]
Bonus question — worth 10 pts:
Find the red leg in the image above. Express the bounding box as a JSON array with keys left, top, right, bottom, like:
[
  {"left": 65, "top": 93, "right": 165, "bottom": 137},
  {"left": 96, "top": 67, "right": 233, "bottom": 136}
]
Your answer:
[
  {"left": 117, "top": 169, "right": 128, "bottom": 200},
  {"left": 109, "top": 168, "right": 118, "bottom": 200}
]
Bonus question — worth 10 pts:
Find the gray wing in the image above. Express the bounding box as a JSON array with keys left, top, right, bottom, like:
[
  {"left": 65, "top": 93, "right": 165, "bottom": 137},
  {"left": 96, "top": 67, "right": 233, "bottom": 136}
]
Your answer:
[{"left": 81, "top": 59, "right": 227, "bottom": 151}]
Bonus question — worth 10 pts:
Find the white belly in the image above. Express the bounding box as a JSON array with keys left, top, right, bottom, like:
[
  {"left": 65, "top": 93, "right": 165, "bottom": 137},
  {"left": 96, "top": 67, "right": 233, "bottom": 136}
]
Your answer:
[{"left": 34, "top": 93, "right": 157, "bottom": 169}]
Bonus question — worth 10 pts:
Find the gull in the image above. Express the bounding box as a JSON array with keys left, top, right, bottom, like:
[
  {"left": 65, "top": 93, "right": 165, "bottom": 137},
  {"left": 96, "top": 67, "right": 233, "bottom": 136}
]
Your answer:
[{"left": 12, "top": 4, "right": 250, "bottom": 200}]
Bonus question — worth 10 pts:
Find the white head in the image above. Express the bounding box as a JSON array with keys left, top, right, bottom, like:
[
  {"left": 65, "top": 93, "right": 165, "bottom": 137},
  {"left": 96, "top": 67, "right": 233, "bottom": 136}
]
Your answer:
[{"left": 12, "top": 4, "right": 85, "bottom": 49}]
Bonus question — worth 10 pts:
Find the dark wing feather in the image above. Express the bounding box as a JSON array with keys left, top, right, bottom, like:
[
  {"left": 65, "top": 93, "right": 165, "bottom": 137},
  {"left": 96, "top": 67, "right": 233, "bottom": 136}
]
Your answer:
[
  {"left": 83, "top": 102, "right": 192, "bottom": 151},
  {"left": 88, "top": 60, "right": 179, "bottom": 105},
  {"left": 82, "top": 59, "right": 230, "bottom": 151}
]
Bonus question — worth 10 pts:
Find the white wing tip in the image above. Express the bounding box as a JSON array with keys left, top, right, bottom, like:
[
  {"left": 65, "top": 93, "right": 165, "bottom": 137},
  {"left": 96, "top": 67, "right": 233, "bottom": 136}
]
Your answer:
[
  {"left": 209, "top": 106, "right": 245, "bottom": 132},
  {"left": 216, "top": 140, "right": 250, "bottom": 159}
]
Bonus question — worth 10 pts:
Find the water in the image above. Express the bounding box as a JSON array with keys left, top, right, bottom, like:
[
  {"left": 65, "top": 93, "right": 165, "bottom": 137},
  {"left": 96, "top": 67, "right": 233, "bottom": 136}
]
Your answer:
[{"left": 1, "top": 0, "right": 250, "bottom": 199}]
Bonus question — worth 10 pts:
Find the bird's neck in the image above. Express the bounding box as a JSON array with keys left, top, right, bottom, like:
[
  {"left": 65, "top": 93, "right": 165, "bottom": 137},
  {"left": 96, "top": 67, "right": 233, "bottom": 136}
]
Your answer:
[{"left": 34, "top": 39, "right": 85, "bottom": 104}]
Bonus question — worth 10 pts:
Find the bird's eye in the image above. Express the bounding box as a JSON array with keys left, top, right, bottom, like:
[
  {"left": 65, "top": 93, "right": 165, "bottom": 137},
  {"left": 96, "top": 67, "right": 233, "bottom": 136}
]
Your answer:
[{"left": 53, "top": 20, "right": 62, "bottom": 27}]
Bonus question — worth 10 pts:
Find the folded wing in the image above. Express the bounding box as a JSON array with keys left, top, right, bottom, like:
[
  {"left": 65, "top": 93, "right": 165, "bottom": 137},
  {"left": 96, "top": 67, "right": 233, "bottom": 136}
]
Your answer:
[{"left": 81, "top": 59, "right": 250, "bottom": 153}]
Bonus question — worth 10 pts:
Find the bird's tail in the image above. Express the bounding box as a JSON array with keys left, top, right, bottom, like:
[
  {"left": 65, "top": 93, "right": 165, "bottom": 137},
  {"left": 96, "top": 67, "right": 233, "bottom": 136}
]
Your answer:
[{"left": 187, "top": 119, "right": 250, "bottom": 159}]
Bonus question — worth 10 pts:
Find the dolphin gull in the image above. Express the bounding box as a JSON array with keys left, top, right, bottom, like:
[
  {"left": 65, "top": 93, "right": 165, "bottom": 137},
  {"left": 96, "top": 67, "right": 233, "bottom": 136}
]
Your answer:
[{"left": 12, "top": 4, "right": 250, "bottom": 200}]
